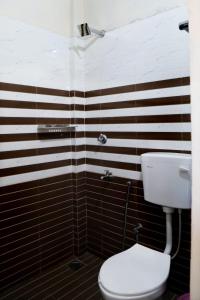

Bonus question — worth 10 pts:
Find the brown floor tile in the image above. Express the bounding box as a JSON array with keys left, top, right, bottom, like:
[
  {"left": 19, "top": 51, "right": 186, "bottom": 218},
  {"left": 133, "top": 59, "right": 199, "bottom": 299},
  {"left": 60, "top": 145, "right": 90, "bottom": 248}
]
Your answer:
[{"left": 0, "top": 252, "right": 177, "bottom": 300}]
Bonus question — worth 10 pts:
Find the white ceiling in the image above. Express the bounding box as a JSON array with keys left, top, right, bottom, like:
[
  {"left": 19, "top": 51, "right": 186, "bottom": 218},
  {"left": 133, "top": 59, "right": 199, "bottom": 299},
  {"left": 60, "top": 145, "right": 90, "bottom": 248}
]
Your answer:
[
  {"left": 83, "top": 0, "right": 188, "bottom": 32},
  {"left": 0, "top": 0, "right": 187, "bottom": 37},
  {"left": 0, "top": 0, "right": 84, "bottom": 37}
]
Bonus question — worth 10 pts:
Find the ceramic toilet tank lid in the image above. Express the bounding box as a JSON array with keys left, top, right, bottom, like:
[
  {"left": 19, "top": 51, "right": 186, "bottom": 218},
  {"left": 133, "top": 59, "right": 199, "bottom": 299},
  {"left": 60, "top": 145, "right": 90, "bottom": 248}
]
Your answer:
[{"left": 99, "top": 244, "right": 170, "bottom": 297}]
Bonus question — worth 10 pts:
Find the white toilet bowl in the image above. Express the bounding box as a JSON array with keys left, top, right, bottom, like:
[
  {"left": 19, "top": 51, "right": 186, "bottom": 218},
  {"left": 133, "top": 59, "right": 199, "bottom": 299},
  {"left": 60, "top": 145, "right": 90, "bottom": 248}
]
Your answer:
[{"left": 98, "top": 244, "right": 170, "bottom": 300}]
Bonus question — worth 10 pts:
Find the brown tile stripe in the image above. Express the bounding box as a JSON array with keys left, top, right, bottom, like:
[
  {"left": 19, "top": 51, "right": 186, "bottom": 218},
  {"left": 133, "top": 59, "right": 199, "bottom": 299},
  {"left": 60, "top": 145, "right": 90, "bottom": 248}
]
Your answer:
[
  {"left": 0, "top": 132, "right": 85, "bottom": 142},
  {"left": 0, "top": 82, "right": 36, "bottom": 94},
  {"left": 0, "top": 115, "right": 190, "bottom": 126},
  {"left": 85, "top": 77, "right": 190, "bottom": 97},
  {"left": 86, "top": 158, "right": 141, "bottom": 172},
  {"left": 0, "top": 173, "right": 72, "bottom": 195},
  {"left": 1, "top": 76, "right": 190, "bottom": 98},
  {"left": 86, "top": 95, "right": 190, "bottom": 111},
  {"left": 85, "top": 131, "right": 191, "bottom": 140},
  {"left": 0, "top": 117, "right": 73, "bottom": 125},
  {"left": 85, "top": 114, "right": 191, "bottom": 124},
  {"left": 37, "top": 87, "right": 70, "bottom": 97},
  {"left": 86, "top": 145, "right": 191, "bottom": 155},
  {"left": 0, "top": 84, "right": 84, "bottom": 98},
  {"left": 70, "top": 90, "right": 85, "bottom": 98},
  {"left": 0, "top": 182, "right": 74, "bottom": 205},
  {"left": 0, "top": 130, "right": 190, "bottom": 143},
  {"left": 0, "top": 158, "right": 85, "bottom": 177},
  {"left": 0, "top": 133, "right": 66, "bottom": 142},
  {"left": 0, "top": 172, "right": 86, "bottom": 195},
  {"left": 0, "top": 145, "right": 85, "bottom": 160},
  {"left": 0, "top": 99, "right": 84, "bottom": 111},
  {"left": 0, "top": 82, "right": 70, "bottom": 97}
]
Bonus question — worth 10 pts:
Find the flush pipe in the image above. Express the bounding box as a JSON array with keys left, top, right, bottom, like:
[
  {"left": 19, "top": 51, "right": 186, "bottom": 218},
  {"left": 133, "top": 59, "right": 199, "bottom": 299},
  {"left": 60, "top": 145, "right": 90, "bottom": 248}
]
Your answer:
[{"left": 162, "top": 207, "right": 175, "bottom": 255}]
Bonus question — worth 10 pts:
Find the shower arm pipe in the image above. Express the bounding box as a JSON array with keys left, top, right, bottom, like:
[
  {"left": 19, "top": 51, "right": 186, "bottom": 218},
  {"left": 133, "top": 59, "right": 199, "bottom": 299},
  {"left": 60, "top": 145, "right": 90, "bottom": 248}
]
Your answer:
[
  {"left": 163, "top": 206, "right": 175, "bottom": 255},
  {"left": 90, "top": 27, "right": 105, "bottom": 37}
]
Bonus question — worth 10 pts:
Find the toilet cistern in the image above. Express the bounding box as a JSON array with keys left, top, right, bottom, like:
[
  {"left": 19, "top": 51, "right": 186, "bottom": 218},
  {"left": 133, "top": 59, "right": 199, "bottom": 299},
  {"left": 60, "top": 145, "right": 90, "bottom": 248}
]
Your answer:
[
  {"left": 141, "top": 152, "right": 191, "bottom": 209},
  {"left": 141, "top": 152, "right": 191, "bottom": 255}
]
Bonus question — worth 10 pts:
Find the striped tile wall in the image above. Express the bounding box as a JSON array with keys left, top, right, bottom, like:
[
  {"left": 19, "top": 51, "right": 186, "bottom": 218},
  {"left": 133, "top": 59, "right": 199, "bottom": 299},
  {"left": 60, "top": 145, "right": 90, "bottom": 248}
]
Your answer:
[
  {"left": 85, "top": 77, "right": 191, "bottom": 294},
  {"left": 0, "top": 83, "right": 86, "bottom": 293},
  {"left": 0, "top": 77, "right": 191, "bottom": 295}
]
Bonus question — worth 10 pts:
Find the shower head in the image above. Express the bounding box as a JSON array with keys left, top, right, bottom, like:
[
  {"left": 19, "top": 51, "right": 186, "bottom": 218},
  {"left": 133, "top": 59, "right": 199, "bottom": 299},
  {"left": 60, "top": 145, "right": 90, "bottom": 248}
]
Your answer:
[
  {"left": 78, "top": 23, "right": 91, "bottom": 37},
  {"left": 179, "top": 21, "right": 189, "bottom": 32},
  {"left": 77, "top": 23, "right": 105, "bottom": 38}
]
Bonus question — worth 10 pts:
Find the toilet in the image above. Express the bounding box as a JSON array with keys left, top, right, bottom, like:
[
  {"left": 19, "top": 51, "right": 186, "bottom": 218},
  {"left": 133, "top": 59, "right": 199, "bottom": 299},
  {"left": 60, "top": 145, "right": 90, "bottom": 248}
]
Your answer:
[
  {"left": 98, "top": 153, "right": 191, "bottom": 300},
  {"left": 99, "top": 244, "right": 170, "bottom": 300}
]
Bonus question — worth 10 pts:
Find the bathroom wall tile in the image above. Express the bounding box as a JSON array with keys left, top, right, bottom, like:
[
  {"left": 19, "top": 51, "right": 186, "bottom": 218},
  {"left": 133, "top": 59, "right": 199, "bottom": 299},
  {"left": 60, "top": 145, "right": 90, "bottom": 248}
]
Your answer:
[
  {"left": 85, "top": 7, "right": 189, "bottom": 91},
  {"left": 84, "top": 10, "right": 191, "bottom": 290},
  {"left": 0, "top": 5, "right": 191, "bottom": 297},
  {"left": 0, "top": 82, "right": 82, "bottom": 292}
]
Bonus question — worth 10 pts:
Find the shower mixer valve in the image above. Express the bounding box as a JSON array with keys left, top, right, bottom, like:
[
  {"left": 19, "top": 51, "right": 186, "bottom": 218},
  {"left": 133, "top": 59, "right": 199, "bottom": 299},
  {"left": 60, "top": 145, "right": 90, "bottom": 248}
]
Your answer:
[{"left": 97, "top": 133, "right": 107, "bottom": 144}]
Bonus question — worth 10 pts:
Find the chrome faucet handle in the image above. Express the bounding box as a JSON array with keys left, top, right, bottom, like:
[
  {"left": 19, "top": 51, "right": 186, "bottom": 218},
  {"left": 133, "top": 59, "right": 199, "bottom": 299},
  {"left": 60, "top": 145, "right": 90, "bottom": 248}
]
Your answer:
[
  {"left": 105, "top": 170, "right": 112, "bottom": 176},
  {"left": 100, "top": 170, "right": 113, "bottom": 180}
]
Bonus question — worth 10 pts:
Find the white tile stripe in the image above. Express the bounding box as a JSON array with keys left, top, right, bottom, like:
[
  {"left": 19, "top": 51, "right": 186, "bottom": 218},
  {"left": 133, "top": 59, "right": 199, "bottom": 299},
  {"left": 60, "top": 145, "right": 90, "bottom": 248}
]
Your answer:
[
  {"left": 0, "top": 123, "right": 190, "bottom": 134},
  {"left": 86, "top": 104, "right": 190, "bottom": 118},
  {"left": 0, "top": 164, "right": 86, "bottom": 187},
  {"left": 0, "top": 151, "right": 86, "bottom": 169},
  {"left": 0, "top": 138, "right": 190, "bottom": 154},
  {"left": 0, "top": 125, "right": 85, "bottom": 134},
  {"left": 86, "top": 138, "right": 191, "bottom": 151},
  {"left": 0, "top": 87, "right": 190, "bottom": 107},
  {"left": 86, "top": 164, "right": 141, "bottom": 181},
  {"left": 0, "top": 91, "right": 85, "bottom": 105},
  {"left": 86, "top": 86, "right": 190, "bottom": 104},
  {"left": 0, "top": 138, "right": 86, "bottom": 152},
  {"left": 86, "top": 152, "right": 140, "bottom": 164},
  {"left": 0, "top": 107, "right": 73, "bottom": 118},
  {"left": 0, "top": 91, "right": 70, "bottom": 104},
  {"left": 85, "top": 123, "right": 191, "bottom": 132}
]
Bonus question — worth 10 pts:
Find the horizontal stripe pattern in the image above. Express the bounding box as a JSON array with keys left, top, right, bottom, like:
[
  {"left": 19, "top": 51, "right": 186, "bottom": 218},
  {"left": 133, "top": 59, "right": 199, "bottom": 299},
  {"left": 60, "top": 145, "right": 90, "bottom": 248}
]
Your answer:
[
  {"left": 85, "top": 114, "right": 191, "bottom": 124},
  {"left": 85, "top": 76, "right": 190, "bottom": 97},
  {"left": 85, "top": 95, "right": 190, "bottom": 110},
  {"left": 85, "top": 85, "right": 190, "bottom": 105},
  {"left": 84, "top": 82, "right": 191, "bottom": 181},
  {"left": 0, "top": 82, "right": 86, "bottom": 293},
  {"left": 84, "top": 78, "right": 191, "bottom": 295},
  {"left": 0, "top": 77, "right": 191, "bottom": 295}
]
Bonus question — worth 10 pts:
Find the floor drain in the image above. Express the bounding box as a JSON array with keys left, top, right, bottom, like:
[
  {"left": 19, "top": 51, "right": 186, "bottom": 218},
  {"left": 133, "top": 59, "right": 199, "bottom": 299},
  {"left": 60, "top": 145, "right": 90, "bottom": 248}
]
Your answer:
[{"left": 68, "top": 260, "right": 83, "bottom": 271}]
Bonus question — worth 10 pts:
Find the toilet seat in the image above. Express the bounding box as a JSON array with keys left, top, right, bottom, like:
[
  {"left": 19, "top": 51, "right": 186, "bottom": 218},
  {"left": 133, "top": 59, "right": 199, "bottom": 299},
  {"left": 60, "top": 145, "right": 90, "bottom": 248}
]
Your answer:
[
  {"left": 99, "top": 282, "right": 166, "bottom": 300},
  {"left": 98, "top": 244, "right": 170, "bottom": 299}
]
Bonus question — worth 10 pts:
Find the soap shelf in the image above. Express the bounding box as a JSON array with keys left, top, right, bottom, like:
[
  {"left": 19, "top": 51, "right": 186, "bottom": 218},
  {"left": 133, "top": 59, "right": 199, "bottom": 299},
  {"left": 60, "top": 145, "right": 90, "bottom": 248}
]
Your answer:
[{"left": 37, "top": 124, "right": 77, "bottom": 134}]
